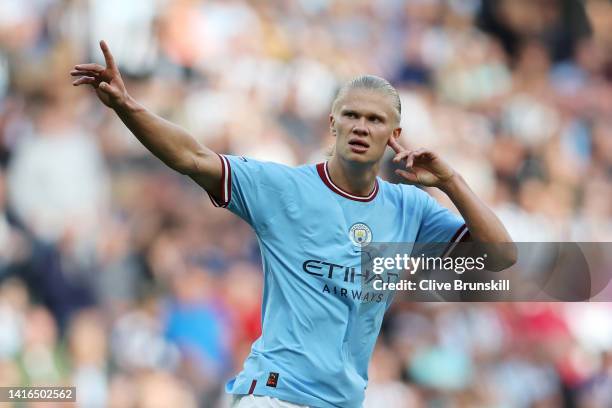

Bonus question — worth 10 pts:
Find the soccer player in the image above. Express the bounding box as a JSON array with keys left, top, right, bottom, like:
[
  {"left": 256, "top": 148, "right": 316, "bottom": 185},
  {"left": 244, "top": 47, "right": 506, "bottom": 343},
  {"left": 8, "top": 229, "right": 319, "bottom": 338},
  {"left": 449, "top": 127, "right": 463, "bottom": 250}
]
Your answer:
[{"left": 72, "top": 41, "right": 515, "bottom": 408}]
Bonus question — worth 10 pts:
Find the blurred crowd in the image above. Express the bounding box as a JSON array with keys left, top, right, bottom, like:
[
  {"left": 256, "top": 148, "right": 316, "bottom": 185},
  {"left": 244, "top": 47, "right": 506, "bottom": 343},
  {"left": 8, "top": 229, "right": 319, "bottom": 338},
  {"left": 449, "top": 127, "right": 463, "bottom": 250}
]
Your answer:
[{"left": 0, "top": 0, "right": 611, "bottom": 407}]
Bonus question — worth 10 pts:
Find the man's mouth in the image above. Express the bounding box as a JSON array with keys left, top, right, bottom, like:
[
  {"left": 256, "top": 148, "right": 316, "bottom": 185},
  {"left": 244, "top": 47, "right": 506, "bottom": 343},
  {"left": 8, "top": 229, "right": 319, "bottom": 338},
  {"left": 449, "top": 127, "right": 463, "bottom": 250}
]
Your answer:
[{"left": 348, "top": 138, "right": 370, "bottom": 153}]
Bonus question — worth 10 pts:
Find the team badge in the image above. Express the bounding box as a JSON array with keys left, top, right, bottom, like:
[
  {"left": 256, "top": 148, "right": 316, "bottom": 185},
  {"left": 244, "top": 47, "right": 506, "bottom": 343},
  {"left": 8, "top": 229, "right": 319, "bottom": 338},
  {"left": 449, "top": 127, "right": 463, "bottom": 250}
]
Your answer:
[{"left": 349, "top": 223, "right": 372, "bottom": 247}]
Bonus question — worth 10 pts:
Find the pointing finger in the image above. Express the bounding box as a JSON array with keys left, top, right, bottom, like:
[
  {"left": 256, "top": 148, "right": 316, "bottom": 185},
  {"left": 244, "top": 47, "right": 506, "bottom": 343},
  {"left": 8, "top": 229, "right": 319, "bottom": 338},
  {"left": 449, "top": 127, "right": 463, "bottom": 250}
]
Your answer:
[
  {"left": 387, "top": 137, "right": 405, "bottom": 154},
  {"left": 99, "top": 40, "right": 116, "bottom": 70}
]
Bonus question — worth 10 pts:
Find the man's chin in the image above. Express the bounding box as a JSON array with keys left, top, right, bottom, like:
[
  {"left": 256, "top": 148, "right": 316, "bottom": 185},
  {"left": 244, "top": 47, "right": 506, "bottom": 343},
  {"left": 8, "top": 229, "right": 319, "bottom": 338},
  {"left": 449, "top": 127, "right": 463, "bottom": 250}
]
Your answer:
[{"left": 342, "top": 150, "right": 377, "bottom": 165}]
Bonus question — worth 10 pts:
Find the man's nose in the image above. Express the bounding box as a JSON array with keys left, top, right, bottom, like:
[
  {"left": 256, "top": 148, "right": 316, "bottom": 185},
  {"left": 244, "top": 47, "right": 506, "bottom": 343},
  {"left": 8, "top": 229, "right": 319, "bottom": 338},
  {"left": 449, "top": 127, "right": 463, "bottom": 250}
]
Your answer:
[{"left": 352, "top": 118, "right": 368, "bottom": 135}]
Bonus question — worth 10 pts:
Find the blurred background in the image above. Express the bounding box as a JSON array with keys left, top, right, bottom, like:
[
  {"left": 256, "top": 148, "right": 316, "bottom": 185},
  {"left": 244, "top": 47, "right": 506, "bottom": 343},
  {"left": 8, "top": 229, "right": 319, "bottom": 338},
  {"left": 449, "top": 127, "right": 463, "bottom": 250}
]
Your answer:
[{"left": 0, "top": 0, "right": 611, "bottom": 407}]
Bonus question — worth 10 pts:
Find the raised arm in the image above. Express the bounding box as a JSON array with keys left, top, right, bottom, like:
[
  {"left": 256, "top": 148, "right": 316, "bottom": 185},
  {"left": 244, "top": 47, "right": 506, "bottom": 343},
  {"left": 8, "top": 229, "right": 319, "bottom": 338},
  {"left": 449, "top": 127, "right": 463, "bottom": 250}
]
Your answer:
[
  {"left": 388, "top": 138, "right": 517, "bottom": 271},
  {"left": 70, "top": 40, "right": 222, "bottom": 197}
]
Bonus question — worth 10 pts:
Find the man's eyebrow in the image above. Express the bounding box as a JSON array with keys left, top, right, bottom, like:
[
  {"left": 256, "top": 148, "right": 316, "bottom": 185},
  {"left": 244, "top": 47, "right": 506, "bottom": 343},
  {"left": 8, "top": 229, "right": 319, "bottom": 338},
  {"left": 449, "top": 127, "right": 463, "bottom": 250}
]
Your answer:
[
  {"left": 368, "top": 112, "right": 386, "bottom": 121},
  {"left": 341, "top": 108, "right": 387, "bottom": 119}
]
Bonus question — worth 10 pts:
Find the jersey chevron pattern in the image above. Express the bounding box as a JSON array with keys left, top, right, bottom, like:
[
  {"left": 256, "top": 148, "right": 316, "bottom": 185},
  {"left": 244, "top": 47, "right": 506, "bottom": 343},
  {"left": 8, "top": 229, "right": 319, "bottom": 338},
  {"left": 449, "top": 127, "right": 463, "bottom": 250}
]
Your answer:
[{"left": 209, "top": 155, "right": 467, "bottom": 408}]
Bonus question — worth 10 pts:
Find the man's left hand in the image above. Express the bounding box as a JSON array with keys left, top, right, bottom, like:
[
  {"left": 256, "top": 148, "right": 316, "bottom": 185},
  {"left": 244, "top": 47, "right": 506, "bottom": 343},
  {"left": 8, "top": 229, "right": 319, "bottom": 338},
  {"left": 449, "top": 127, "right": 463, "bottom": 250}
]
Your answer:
[{"left": 388, "top": 138, "right": 455, "bottom": 189}]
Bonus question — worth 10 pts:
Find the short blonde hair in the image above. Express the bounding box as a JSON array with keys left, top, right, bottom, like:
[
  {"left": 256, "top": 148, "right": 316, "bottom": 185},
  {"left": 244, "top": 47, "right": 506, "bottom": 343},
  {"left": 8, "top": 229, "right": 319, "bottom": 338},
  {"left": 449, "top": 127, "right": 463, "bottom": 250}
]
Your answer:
[{"left": 331, "top": 75, "right": 401, "bottom": 123}]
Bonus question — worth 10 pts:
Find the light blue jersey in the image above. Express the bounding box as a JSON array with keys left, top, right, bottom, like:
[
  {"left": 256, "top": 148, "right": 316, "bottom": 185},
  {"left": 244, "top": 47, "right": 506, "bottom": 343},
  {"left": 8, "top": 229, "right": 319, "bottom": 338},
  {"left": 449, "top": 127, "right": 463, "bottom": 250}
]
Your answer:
[{"left": 209, "top": 155, "right": 467, "bottom": 408}]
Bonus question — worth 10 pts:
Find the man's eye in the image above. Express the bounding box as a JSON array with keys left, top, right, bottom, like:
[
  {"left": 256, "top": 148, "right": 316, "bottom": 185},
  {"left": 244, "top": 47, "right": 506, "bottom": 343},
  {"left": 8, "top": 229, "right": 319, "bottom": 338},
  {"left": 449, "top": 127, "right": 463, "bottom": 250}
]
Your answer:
[
  {"left": 370, "top": 117, "right": 381, "bottom": 123},
  {"left": 345, "top": 112, "right": 356, "bottom": 118}
]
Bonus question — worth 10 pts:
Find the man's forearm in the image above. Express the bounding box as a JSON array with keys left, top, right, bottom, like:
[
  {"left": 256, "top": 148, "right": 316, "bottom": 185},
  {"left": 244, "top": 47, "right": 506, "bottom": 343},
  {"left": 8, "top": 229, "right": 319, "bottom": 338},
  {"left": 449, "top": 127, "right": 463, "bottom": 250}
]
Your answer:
[
  {"left": 440, "top": 174, "right": 510, "bottom": 242},
  {"left": 114, "top": 96, "right": 211, "bottom": 174},
  {"left": 72, "top": 40, "right": 220, "bottom": 191},
  {"left": 440, "top": 173, "right": 517, "bottom": 268}
]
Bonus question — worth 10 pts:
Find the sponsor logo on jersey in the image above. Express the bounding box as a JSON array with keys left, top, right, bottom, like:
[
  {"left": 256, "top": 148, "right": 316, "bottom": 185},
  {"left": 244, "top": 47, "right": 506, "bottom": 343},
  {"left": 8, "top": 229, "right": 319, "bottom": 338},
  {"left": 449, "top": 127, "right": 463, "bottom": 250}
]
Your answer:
[{"left": 302, "top": 258, "right": 396, "bottom": 303}]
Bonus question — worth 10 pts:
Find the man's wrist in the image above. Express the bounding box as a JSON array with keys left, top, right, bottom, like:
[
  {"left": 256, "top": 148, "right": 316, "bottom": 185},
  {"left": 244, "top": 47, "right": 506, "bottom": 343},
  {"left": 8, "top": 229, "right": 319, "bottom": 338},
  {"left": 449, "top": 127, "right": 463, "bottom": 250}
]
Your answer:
[
  {"left": 438, "top": 172, "right": 465, "bottom": 196},
  {"left": 114, "top": 95, "right": 142, "bottom": 115}
]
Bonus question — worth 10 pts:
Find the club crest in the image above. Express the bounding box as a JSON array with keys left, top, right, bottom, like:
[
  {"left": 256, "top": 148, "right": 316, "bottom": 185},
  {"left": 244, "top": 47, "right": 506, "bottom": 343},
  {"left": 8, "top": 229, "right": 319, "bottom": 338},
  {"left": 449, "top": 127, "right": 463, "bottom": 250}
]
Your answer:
[{"left": 349, "top": 223, "right": 372, "bottom": 247}]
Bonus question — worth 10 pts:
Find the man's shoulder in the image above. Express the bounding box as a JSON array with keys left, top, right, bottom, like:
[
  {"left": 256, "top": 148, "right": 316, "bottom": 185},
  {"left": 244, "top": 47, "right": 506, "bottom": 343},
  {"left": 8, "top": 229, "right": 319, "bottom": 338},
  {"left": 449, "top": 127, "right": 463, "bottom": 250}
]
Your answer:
[
  {"left": 225, "top": 155, "right": 312, "bottom": 170},
  {"left": 377, "top": 178, "right": 431, "bottom": 206},
  {"left": 225, "top": 155, "right": 318, "bottom": 184},
  {"left": 377, "top": 177, "right": 414, "bottom": 196}
]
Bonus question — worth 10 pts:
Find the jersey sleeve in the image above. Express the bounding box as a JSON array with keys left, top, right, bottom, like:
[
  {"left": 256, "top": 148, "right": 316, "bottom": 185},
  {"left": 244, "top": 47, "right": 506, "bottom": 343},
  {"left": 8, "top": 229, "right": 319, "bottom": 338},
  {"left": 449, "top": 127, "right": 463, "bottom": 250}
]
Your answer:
[
  {"left": 414, "top": 188, "right": 469, "bottom": 256},
  {"left": 207, "top": 154, "right": 289, "bottom": 231}
]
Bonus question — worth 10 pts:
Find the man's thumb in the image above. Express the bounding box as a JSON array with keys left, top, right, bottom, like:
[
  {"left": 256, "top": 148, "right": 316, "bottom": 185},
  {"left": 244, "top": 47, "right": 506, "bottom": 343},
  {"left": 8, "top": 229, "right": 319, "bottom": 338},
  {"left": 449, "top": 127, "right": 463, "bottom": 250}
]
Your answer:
[{"left": 99, "top": 82, "right": 120, "bottom": 98}]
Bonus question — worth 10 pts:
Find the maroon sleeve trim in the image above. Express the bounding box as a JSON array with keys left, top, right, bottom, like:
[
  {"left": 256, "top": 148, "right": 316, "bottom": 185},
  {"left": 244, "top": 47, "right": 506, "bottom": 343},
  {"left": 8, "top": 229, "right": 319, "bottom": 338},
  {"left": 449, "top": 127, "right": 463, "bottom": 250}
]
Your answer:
[
  {"left": 207, "top": 154, "right": 231, "bottom": 208},
  {"left": 248, "top": 379, "right": 257, "bottom": 394},
  {"left": 441, "top": 224, "right": 470, "bottom": 258}
]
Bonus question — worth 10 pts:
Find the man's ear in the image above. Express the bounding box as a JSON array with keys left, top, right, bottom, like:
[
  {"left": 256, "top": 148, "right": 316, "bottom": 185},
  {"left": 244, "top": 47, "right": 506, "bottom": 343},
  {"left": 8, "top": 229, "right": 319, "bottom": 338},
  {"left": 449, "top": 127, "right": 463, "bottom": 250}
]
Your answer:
[
  {"left": 391, "top": 127, "right": 402, "bottom": 142},
  {"left": 329, "top": 114, "right": 337, "bottom": 137},
  {"left": 387, "top": 127, "right": 403, "bottom": 152}
]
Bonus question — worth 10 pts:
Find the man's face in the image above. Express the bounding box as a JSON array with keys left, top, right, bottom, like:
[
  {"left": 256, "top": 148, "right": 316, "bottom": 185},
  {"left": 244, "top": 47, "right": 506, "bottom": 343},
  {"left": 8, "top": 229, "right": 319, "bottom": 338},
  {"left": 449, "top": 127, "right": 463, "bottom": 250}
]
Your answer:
[{"left": 330, "top": 89, "right": 401, "bottom": 165}]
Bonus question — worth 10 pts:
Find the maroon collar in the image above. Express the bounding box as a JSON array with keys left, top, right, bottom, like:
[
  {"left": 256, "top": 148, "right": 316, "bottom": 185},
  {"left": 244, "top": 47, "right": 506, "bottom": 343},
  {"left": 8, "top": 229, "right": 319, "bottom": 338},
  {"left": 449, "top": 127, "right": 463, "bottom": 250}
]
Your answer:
[{"left": 316, "top": 162, "right": 378, "bottom": 202}]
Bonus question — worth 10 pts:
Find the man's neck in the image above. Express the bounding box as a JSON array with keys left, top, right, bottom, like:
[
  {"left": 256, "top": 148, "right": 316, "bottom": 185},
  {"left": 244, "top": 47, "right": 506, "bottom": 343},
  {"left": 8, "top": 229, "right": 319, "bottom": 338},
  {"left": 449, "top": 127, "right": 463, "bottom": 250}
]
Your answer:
[{"left": 327, "top": 156, "right": 379, "bottom": 197}]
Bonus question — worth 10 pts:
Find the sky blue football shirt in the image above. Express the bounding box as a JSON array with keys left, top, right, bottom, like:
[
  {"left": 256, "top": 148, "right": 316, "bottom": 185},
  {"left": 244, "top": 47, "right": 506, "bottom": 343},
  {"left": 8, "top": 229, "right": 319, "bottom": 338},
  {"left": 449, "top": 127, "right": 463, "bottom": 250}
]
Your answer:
[{"left": 209, "top": 155, "right": 467, "bottom": 408}]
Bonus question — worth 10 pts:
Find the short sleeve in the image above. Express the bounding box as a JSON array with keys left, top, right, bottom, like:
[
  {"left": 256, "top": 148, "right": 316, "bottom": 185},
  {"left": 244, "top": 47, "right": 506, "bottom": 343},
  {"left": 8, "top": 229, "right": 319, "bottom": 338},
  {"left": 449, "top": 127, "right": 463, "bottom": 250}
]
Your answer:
[
  {"left": 207, "top": 154, "right": 289, "bottom": 230},
  {"left": 415, "top": 188, "right": 469, "bottom": 247}
]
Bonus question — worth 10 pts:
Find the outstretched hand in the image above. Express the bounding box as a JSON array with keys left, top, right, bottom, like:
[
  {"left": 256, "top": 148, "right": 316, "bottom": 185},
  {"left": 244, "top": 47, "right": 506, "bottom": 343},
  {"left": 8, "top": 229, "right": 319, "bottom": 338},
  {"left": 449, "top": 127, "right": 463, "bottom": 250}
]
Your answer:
[
  {"left": 70, "top": 40, "right": 129, "bottom": 109},
  {"left": 387, "top": 137, "right": 456, "bottom": 189}
]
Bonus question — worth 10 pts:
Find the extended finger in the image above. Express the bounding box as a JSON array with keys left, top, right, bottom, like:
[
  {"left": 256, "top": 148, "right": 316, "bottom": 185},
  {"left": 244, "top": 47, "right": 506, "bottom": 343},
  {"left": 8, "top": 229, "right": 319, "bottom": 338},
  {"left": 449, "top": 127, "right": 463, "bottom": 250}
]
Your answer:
[
  {"left": 72, "top": 76, "right": 97, "bottom": 86},
  {"left": 99, "top": 40, "right": 116, "bottom": 70},
  {"left": 74, "top": 63, "right": 105, "bottom": 72},
  {"left": 387, "top": 137, "right": 405, "bottom": 154},
  {"left": 392, "top": 150, "right": 411, "bottom": 163}
]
